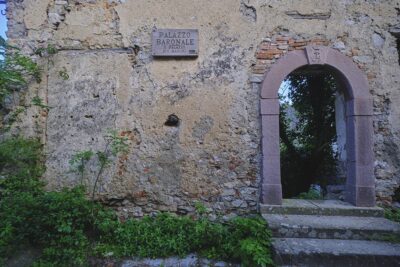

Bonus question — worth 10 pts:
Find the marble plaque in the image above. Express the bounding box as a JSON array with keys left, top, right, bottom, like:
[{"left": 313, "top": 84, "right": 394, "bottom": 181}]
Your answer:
[{"left": 152, "top": 29, "right": 198, "bottom": 57}]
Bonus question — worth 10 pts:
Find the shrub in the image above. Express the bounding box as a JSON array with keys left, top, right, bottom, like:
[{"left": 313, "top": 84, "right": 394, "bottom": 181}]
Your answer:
[
  {"left": 384, "top": 207, "right": 400, "bottom": 223},
  {"left": 0, "top": 137, "right": 274, "bottom": 266},
  {"left": 95, "top": 213, "right": 273, "bottom": 267},
  {"left": 0, "top": 137, "right": 44, "bottom": 195},
  {"left": 296, "top": 188, "right": 323, "bottom": 200}
]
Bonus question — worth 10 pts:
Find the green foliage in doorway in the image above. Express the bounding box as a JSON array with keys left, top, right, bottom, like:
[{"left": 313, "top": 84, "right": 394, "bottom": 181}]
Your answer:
[{"left": 280, "top": 67, "right": 338, "bottom": 198}]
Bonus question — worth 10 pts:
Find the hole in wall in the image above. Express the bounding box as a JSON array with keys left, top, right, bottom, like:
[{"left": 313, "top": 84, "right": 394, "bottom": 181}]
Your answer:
[{"left": 164, "top": 114, "right": 180, "bottom": 127}]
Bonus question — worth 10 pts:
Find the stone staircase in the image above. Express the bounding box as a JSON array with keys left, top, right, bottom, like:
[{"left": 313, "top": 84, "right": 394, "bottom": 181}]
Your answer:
[{"left": 260, "top": 199, "right": 400, "bottom": 267}]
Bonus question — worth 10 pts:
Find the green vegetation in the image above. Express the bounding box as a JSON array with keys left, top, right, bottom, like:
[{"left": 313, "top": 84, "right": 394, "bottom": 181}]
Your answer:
[
  {"left": 372, "top": 233, "right": 400, "bottom": 244},
  {"left": 0, "top": 37, "right": 41, "bottom": 106},
  {"left": 0, "top": 33, "right": 273, "bottom": 267},
  {"left": 58, "top": 67, "right": 69, "bottom": 80},
  {"left": 31, "top": 96, "right": 51, "bottom": 110},
  {"left": 0, "top": 137, "right": 273, "bottom": 267},
  {"left": 371, "top": 206, "right": 400, "bottom": 243},
  {"left": 280, "top": 67, "right": 338, "bottom": 198},
  {"left": 0, "top": 36, "right": 43, "bottom": 134},
  {"left": 34, "top": 44, "right": 58, "bottom": 58},
  {"left": 96, "top": 212, "right": 273, "bottom": 267},
  {"left": 70, "top": 130, "right": 130, "bottom": 200},
  {"left": 384, "top": 207, "right": 400, "bottom": 223},
  {"left": 296, "top": 188, "right": 323, "bottom": 200}
]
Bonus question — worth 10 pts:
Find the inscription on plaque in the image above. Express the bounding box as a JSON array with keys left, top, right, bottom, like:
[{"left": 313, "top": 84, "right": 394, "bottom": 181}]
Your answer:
[{"left": 152, "top": 29, "right": 198, "bottom": 57}]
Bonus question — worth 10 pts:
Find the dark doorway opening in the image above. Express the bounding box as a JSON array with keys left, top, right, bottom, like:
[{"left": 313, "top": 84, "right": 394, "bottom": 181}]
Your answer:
[{"left": 278, "top": 66, "right": 346, "bottom": 199}]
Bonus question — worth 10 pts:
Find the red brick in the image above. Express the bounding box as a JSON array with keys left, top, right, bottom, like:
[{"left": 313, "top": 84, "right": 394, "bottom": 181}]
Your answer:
[
  {"left": 276, "top": 36, "right": 291, "bottom": 41},
  {"left": 257, "top": 52, "right": 275, "bottom": 59},
  {"left": 292, "top": 41, "right": 307, "bottom": 47},
  {"left": 367, "top": 72, "right": 376, "bottom": 80},
  {"left": 259, "top": 42, "right": 276, "bottom": 50}
]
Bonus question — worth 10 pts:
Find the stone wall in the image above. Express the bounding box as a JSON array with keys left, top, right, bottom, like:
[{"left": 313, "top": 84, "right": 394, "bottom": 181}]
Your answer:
[{"left": 4, "top": 0, "right": 400, "bottom": 217}]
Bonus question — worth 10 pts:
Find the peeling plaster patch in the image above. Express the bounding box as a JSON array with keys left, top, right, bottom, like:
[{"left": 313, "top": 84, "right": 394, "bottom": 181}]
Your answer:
[
  {"left": 192, "top": 116, "right": 214, "bottom": 144},
  {"left": 240, "top": 0, "right": 257, "bottom": 23},
  {"left": 285, "top": 10, "right": 331, "bottom": 20},
  {"left": 162, "top": 82, "right": 191, "bottom": 105}
]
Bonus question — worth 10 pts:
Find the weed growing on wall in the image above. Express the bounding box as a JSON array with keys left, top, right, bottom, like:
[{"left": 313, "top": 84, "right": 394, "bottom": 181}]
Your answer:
[
  {"left": 0, "top": 36, "right": 43, "bottom": 133},
  {"left": 0, "top": 37, "right": 41, "bottom": 105},
  {"left": 31, "top": 96, "right": 51, "bottom": 110},
  {"left": 70, "top": 130, "right": 129, "bottom": 200}
]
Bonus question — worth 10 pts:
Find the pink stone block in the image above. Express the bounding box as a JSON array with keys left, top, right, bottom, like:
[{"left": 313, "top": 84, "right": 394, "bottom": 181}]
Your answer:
[
  {"left": 261, "top": 115, "right": 280, "bottom": 157},
  {"left": 261, "top": 50, "right": 308, "bottom": 99},
  {"left": 346, "top": 185, "right": 376, "bottom": 207},
  {"left": 261, "top": 183, "right": 282, "bottom": 205},
  {"left": 346, "top": 98, "right": 373, "bottom": 116},
  {"left": 262, "top": 155, "right": 281, "bottom": 184},
  {"left": 346, "top": 116, "right": 373, "bottom": 164},
  {"left": 260, "top": 99, "right": 279, "bottom": 115},
  {"left": 347, "top": 162, "right": 375, "bottom": 187}
]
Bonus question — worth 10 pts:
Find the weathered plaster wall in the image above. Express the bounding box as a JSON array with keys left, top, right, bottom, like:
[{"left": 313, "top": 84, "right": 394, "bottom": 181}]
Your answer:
[{"left": 4, "top": 0, "right": 400, "bottom": 216}]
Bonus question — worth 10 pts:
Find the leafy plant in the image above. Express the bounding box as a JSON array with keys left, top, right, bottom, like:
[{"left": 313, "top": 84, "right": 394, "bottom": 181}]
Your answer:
[
  {"left": 34, "top": 44, "right": 58, "bottom": 58},
  {"left": 194, "top": 201, "right": 207, "bottom": 216},
  {"left": 70, "top": 130, "right": 129, "bottom": 200},
  {"left": 58, "top": 67, "right": 69, "bottom": 80},
  {"left": 384, "top": 207, "right": 400, "bottom": 223},
  {"left": 95, "top": 214, "right": 273, "bottom": 267},
  {"left": 0, "top": 137, "right": 273, "bottom": 266},
  {"left": 296, "top": 188, "right": 323, "bottom": 200},
  {"left": 69, "top": 150, "right": 94, "bottom": 185},
  {"left": 0, "top": 36, "right": 43, "bottom": 134},
  {"left": 0, "top": 137, "right": 44, "bottom": 194},
  {"left": 31, "top": 96, "right": 51, "bottom": 110},
  {"left": 0, "top": 36, "right": 41, "bottom": 105},
  {"left": 2, "top": 106, "right": 25, "bottom": 132}
]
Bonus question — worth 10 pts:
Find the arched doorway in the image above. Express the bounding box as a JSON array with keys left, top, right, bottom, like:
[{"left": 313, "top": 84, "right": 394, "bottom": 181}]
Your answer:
[{"left": 260, "top": 46, "right": 375, "bottom": 207}]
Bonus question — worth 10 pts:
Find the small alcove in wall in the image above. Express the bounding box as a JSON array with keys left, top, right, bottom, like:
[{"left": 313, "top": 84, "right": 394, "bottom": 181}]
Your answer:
[{"left": 259, "top": 46, "right": 375, "bottom": 207}]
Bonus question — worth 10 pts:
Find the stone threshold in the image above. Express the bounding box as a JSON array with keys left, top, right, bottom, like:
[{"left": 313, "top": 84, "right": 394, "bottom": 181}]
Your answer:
[{"left": 260, "top": 199, "right": 384, "bottom": 217}]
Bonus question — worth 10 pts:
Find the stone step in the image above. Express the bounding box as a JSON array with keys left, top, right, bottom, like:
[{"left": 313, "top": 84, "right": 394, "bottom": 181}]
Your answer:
[
  {"left": 263, "top": 214, "right": 400, "bottom": 240},
  {"left": 272, "top": 238, "right": 400, "bottom": 267},
  {"left": 260, "top": 199, "right": 384, "bottom": 217}
]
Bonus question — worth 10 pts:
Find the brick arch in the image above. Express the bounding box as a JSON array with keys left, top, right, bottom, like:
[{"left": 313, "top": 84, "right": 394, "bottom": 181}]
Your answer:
[{"left": 260, "top": 46, "right": 375, "bottom": 207}]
